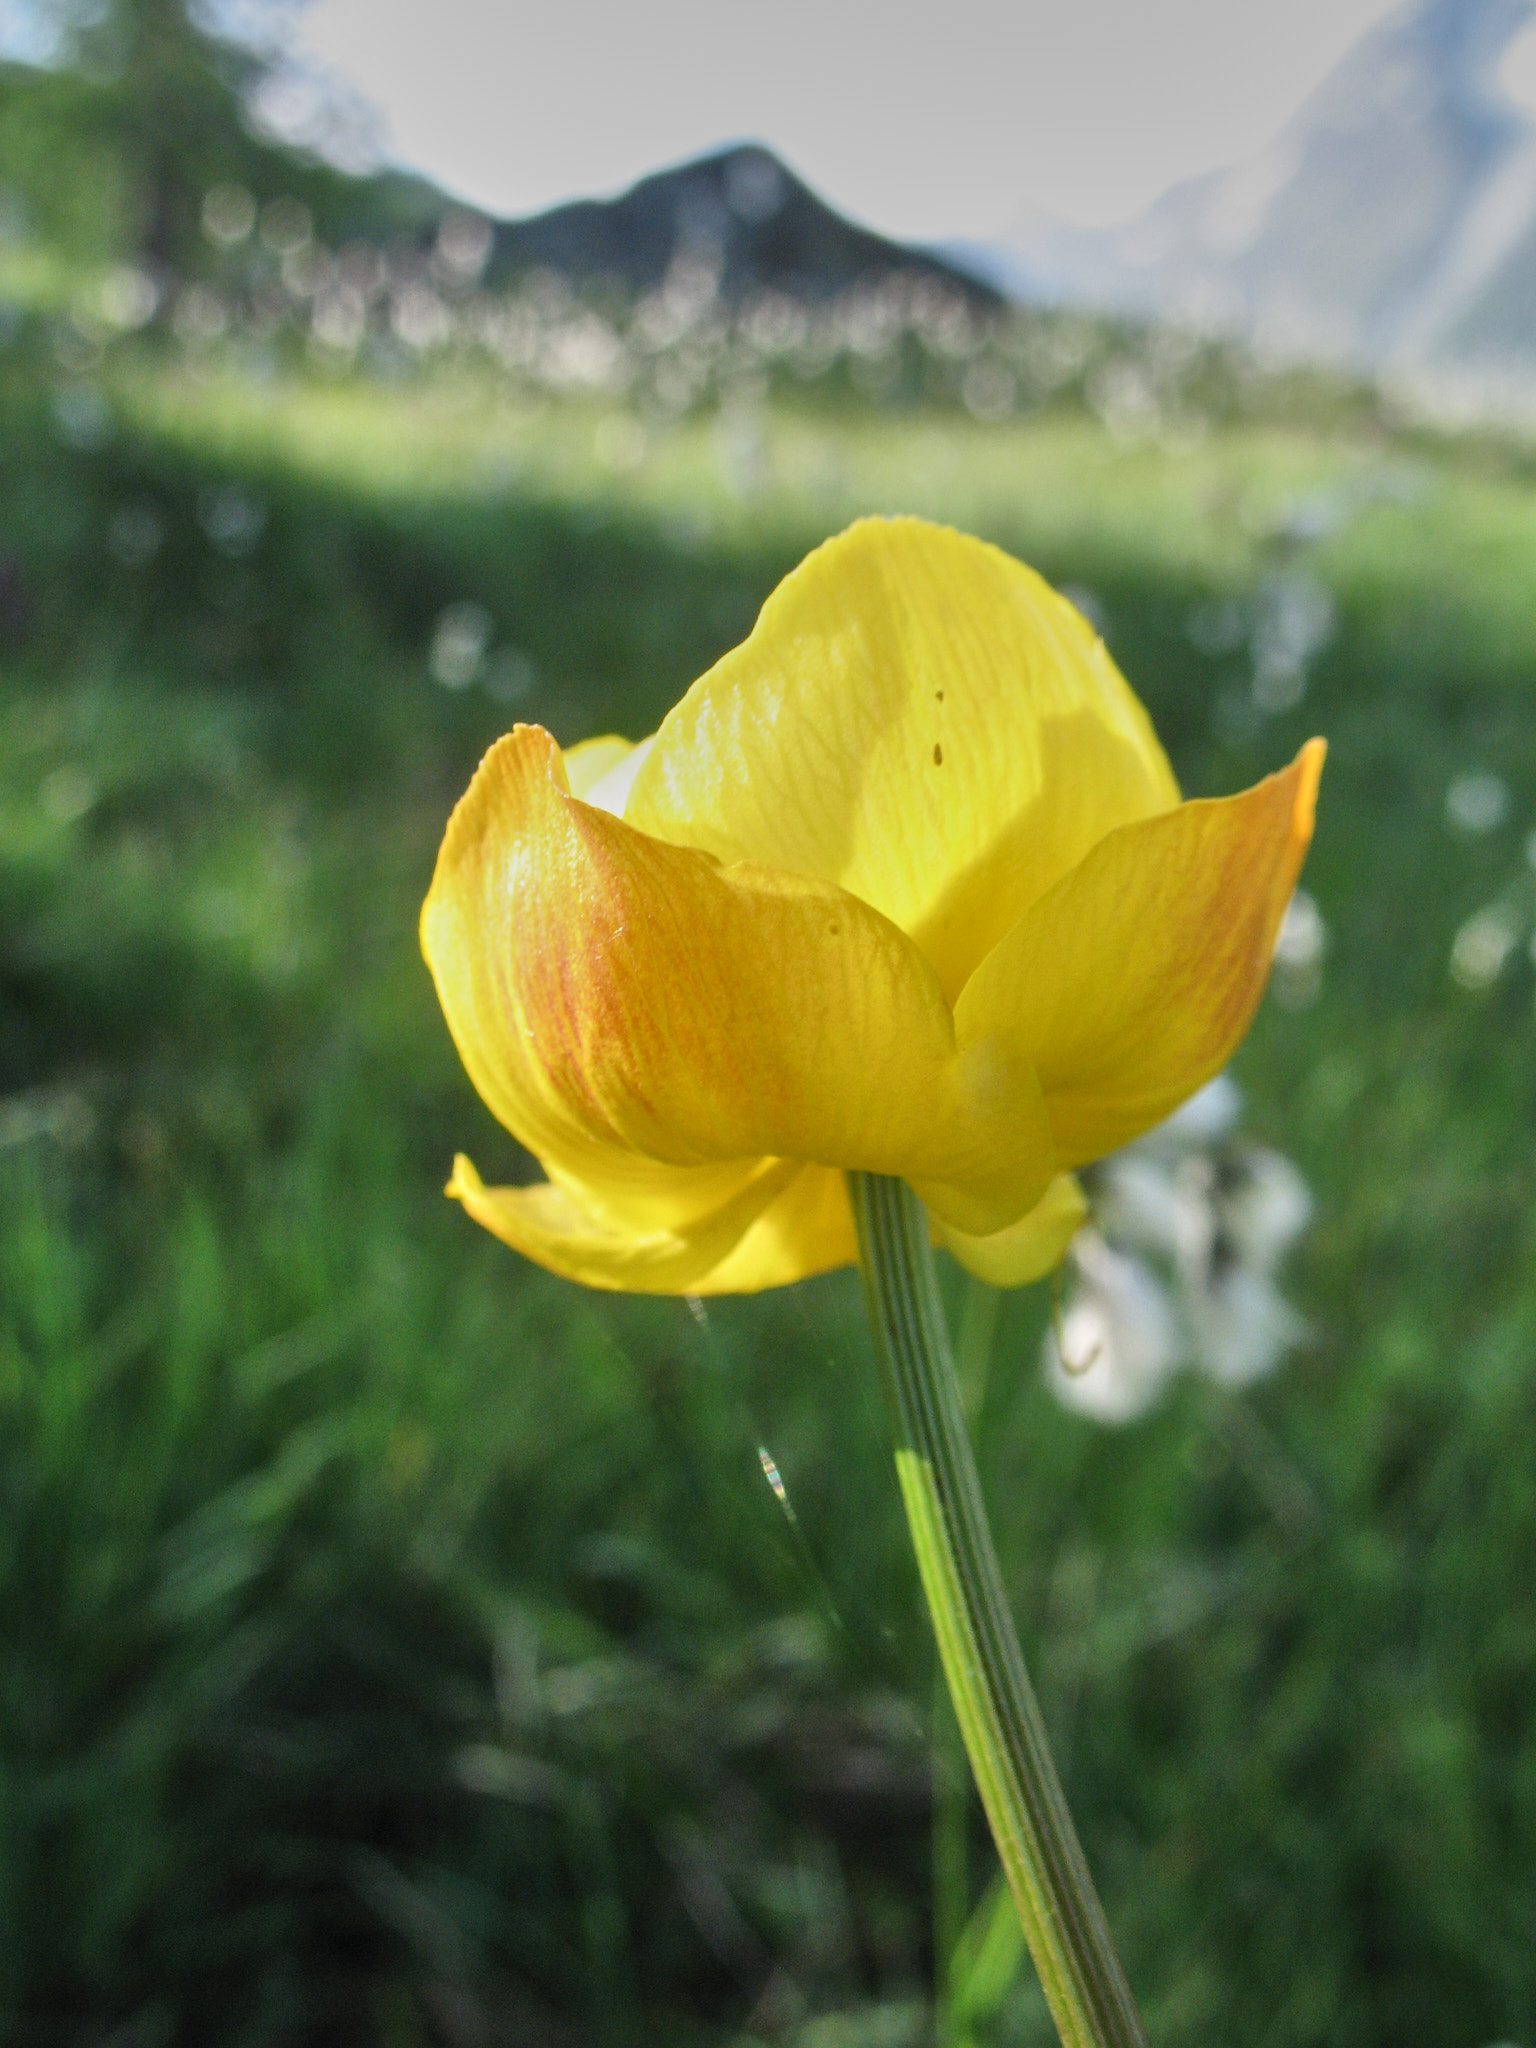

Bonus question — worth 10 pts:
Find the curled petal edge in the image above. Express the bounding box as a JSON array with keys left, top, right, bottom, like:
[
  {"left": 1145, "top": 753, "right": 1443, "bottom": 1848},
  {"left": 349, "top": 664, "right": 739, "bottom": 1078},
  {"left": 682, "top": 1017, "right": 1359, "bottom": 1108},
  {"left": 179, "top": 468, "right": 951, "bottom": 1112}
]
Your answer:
[
  {"left": 957, "top": 740, "right": 1325, "bottom": 1168},
  {"left": 933, "top": 1174, "right": 1090, "bottom": 1287},
  {"left": 452, "top": 1153, "right": 1084, "bottom": 1298},
  {"left": 448, "top": 1152, "right": 801, "bottom": 1295}
]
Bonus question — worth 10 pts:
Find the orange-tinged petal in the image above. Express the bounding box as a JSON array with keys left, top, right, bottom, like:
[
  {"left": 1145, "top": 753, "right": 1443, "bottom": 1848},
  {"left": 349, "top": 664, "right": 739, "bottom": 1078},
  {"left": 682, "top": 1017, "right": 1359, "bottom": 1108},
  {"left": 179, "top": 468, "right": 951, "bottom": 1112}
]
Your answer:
[
  {"left": 436, "top": 735, "right": 795, "bottom": 1241},
  {"left": 626, "top": 518, "right": 1180, "bottom": 999},
  {"left": 448, "top": 1152, "right": 799, "bottom": 1294},
  {"left": 421, "top": 724, "right": 1057, "bottom": 1237},
  {"left": 424, "top": 735, "right": 661, "bottom": 1200},
  {"left": 933, "top": 1174, "right": 1089, "bottom": 1287},
  {"left": 955, "top": 741, "right": 1324, "bottom": 1168}
]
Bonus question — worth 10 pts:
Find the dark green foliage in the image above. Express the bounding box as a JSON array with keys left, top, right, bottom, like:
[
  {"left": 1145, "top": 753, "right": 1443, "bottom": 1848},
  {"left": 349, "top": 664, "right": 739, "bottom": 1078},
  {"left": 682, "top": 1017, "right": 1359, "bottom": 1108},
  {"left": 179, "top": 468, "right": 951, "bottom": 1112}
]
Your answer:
[
  {"left": 6, "top": 364, "right": 1536, "bottom": 2045},
  {"left": 0, "top": 0, "right": 441, "bottom": 272}
]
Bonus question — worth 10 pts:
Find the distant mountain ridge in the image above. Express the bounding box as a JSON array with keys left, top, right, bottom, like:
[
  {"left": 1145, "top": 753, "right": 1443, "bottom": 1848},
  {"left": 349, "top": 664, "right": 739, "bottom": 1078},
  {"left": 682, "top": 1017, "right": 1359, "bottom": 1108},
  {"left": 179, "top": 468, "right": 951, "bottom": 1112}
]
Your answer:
[{"left": 988, "top": 0, "right": 1536, "bottom": 397}]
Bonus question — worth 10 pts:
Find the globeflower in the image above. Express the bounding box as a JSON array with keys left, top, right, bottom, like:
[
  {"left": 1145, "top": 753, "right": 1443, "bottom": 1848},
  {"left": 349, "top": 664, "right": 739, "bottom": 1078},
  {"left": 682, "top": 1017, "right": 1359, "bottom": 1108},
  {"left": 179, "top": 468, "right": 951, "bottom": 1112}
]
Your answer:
[
  {"left": 422, "top": 517, "right": 1322, "bottom": 1298},
  {"left": 422, "top": 514, "right": 1324, "bottom": 2048}
]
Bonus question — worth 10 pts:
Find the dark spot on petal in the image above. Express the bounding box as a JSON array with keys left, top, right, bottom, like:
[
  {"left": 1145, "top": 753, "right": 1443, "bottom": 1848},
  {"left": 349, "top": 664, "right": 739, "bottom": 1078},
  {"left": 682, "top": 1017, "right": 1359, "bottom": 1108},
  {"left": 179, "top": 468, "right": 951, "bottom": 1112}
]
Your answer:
[
  {"left": 933, "top": 743, "right": 943, "bottom": 765},
  {"left": 935, "top": 690, "right": 944, "bottom": 701}
]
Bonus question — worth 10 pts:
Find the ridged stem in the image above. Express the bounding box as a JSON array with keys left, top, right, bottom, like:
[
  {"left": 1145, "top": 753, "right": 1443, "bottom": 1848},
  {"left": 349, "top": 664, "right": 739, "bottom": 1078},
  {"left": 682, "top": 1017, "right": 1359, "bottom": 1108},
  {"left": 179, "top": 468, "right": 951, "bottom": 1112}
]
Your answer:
[{"left": 849, "top": 1172, "right": 1149, "bottom": 2048}]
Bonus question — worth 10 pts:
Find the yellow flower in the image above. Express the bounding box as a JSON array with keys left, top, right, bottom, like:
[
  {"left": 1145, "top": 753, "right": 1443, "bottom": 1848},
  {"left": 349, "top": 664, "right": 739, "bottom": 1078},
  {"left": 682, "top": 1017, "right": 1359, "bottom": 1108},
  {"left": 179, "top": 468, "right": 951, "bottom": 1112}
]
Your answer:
[{"left": 422, "top": 518, "right": 1323, "bottom": 1296}]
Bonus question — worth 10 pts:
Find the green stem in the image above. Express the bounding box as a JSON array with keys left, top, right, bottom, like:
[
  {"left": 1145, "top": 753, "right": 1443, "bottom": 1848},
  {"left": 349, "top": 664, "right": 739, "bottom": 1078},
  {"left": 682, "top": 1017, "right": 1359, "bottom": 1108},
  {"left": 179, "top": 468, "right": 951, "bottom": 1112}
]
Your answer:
[
  {"left": 849, "top": 1173, "right": 1148, "bottom": 2048},
  {"left": 932, "top": 1664, "right": 969, "bottom": 2045},
  {"left": 936, "top": 1274, "right": 999, "bottom": 2043}
]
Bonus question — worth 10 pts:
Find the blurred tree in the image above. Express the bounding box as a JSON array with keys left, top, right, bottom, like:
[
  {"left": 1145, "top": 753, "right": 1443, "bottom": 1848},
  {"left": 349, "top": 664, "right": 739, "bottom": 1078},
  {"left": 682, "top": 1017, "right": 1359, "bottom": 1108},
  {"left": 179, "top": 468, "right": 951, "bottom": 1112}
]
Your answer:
[{"left": 0, "top": 0, "right": 436, "bottom": 273}]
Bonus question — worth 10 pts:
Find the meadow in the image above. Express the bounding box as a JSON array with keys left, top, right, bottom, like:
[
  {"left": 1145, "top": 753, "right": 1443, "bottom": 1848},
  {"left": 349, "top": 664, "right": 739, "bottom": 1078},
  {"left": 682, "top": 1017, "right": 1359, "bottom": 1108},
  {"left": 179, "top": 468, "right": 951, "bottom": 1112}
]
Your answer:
[{"left": 6, "top": 293, "right": 1536, "bottom": 2047}]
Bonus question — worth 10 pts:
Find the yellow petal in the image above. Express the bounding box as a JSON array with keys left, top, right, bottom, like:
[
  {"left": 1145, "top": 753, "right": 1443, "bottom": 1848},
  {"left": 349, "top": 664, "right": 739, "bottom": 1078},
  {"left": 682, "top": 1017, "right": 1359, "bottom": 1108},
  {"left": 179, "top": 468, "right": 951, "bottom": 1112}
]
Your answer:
[
  {"left": 573, "top": 735, "right": 656, "bottom": 815},
  {"left": 421, "top": 724, "right": 1056, "bottom": 1237},
  {"left": 562, "top": 733, "right": 637, "bottom": 799},
  {"left": 689, "top": 1165, "right": 859, "bottom": 1294},
  {"left": 448, "top": 1152, "right": 799, "bottom": 1294},
  {"left": 543, "top": 1151, "right": 790, "bottom": 1237},
  {"left": 627, "top": 518, "right": 1180, "bottom": 999},
  {"left": 955, "top": 741, "right": 1325, "bottom": 1168},
  {"left": 933, "top": 1174, "right": 1089, "bottom": 1287}
]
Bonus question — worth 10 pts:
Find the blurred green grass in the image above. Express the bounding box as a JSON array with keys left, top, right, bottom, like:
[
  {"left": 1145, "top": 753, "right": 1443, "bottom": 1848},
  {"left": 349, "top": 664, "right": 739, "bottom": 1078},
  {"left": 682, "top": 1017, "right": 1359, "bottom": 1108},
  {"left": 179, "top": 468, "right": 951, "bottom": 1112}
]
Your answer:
[{"left": 7, "top": 321, "right": 1536, "bottom": 2048}]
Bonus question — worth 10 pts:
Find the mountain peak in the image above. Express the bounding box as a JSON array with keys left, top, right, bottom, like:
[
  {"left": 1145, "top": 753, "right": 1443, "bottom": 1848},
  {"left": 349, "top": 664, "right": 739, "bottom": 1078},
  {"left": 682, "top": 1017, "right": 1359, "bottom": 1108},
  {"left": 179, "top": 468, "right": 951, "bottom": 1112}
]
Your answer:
[{"left": 482, "top": 143, "right": 1001, "bottom": 310}]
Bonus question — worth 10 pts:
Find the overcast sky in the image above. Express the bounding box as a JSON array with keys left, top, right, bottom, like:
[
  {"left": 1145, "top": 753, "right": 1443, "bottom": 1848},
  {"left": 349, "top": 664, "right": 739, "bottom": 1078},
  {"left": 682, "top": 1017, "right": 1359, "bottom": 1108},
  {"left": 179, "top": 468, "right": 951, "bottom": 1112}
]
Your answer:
[{"left": 291, "top": 0, "right": 1410, "bottom": 241}]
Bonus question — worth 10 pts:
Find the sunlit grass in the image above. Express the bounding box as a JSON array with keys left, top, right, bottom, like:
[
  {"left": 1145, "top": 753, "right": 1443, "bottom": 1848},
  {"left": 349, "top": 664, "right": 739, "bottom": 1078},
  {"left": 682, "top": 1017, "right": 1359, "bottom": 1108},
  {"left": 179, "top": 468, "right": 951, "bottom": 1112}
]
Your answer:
[
  {"left": 109, "top": 358, "right": 1536, "bottom": 658},
  {"left": 114, "top": 360, "right": 1369, "bottom": 553}
]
